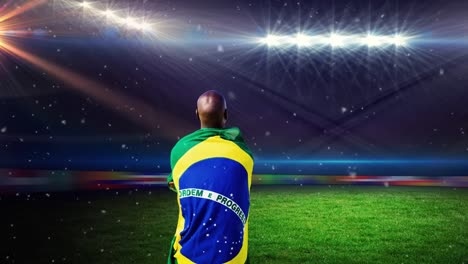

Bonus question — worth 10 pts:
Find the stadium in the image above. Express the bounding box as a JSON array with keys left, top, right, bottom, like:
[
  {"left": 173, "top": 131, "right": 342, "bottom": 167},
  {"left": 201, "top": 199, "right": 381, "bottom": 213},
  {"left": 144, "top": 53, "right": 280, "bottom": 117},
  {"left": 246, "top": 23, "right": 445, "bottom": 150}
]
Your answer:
[{"left": 0, "top": 0, "right": 467, "bottom": 263}]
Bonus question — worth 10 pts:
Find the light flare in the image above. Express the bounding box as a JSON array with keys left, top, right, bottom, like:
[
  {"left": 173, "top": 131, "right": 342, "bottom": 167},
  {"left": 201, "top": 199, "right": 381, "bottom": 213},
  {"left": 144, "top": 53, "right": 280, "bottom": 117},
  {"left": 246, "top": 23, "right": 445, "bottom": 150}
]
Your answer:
[
  {"left": 362, "top": 35, "right": 386, "bottom": 47},
  {"left": 0, "top": 39, "right": 181, "bottom": 135},
  {"left": 78, "top": 1, "right": 91, "bottom": 8},
  {"left": 259, "top": 34, "right": 284, "bottom": 46},
  {"left": 259, "top": 33, "right": 413, "bottom": 48},
  {"left": 0, "top": 0, "right": 47, "bottom": 23},
  {"left": 71, "top": 1, "right": 156, "bottom": 33},
  {"left": 291, "top": 33, "right": 313, "bottom": 47},
  {"left": 326, "top": 33, "right": 347, "bottom": 47},
  {"left": 391, "top": 35, "right": 408, "bottom": 46}
]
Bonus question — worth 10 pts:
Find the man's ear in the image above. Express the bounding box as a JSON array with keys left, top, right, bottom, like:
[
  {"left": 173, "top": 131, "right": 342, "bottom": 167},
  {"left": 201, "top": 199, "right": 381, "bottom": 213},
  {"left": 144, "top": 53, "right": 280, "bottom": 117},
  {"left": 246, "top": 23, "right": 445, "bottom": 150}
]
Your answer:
[{"left": 196, "top": 108, "right": 200, "bottom": 121}]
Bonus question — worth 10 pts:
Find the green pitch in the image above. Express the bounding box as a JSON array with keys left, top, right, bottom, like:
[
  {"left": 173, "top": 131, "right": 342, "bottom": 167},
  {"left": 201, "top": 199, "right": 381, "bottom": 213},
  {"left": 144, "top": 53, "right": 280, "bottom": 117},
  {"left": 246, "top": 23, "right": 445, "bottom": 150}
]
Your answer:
[{"left": 1, "top": 186, "right": 468, "bottom": 263}]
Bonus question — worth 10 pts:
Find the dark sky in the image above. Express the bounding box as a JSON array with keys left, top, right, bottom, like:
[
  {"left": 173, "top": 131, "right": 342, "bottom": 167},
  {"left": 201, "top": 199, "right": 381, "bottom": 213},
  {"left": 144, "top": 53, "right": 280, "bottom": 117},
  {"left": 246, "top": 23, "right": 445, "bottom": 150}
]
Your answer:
[{"left": 0, "top": 0, "right": 467, "bottom": 175}]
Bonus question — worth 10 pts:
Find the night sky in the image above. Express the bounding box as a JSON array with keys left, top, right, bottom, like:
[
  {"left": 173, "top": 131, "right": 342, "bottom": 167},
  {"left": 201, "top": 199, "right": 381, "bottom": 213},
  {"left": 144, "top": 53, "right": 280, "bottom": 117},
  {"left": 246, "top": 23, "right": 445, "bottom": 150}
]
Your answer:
[{"left": 1, "top": 0, "right": 467, "bottom": 175}]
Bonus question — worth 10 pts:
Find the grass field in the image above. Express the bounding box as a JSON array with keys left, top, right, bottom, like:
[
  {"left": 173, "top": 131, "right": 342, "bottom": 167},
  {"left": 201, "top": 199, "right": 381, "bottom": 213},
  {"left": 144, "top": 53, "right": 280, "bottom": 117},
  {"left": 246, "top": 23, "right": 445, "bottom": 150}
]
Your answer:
[{"left": 1, "top": 186, "right": 467, "bottom": 264}]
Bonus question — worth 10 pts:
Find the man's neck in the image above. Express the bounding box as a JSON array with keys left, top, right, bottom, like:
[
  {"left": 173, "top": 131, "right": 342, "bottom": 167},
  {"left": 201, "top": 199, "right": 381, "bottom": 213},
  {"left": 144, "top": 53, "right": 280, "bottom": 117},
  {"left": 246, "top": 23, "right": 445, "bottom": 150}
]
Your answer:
[{"left": 200, "top": 123, "right": 224, "bottom": 129}]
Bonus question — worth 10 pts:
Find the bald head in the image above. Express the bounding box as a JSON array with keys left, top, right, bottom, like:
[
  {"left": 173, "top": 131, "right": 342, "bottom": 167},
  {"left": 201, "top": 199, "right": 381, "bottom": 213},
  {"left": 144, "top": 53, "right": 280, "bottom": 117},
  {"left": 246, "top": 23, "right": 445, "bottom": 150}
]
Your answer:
[{"left": 196, "top": 90, "right": 227, "bottom": 129}]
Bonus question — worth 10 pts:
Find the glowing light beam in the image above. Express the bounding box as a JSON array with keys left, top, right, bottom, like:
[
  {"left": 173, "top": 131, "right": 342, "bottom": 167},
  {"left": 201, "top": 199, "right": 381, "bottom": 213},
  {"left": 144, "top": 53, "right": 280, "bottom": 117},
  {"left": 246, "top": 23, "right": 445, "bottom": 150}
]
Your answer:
[
  {"left": 0, "top": 39, "right": 182, "bottom": 137},
  {"left": 70, "top": 0, "right": 156, "bottom": 33},
  {"left": 259, "top": 33, "right": 413, "bottom": 48},
  {"left": 0, "top": 0, "right": 48, "bottom": 23},
  {"left": 362, "top": 35, "right": 386, "bottom": 47},
  {"left": 291, "top": 33, "right": 313, "bottom": 47},
  {"left": 259, "top": 34, "right": 285, "bottom": 47},
  {"left": 78, "top": 1, "right": 91, "bottom": 8},
  {"left": 327, "top": 33, "right": 347, "bottom": 47},
  {"left": 390, "top": 35, "right": 408, "bottom": 46}
]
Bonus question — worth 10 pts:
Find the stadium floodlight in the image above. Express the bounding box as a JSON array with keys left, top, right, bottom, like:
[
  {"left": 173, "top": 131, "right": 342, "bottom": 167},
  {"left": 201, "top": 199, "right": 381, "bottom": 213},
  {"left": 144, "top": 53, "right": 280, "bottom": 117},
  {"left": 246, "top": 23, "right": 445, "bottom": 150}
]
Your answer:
[
  {"left": 78, "top": 1, "right": 91, "bottom": 8},
  {"left": 260, "top": 34, "right": 284, "bottom": 47},
  {"left": 362, "top": 34, "right": 386, "bottom": 47},
  {"left": 123, "top": 17, "right": 138, "bottom": 28},
  {"left": 390, "top": 35, "right": 408, "bottom": 46},
  {"left": 119, "top": 17, "right": 152, "bottom": 31},
  {"left": 102, "top": 9, "right": 114, "bottom": 18},
  {"left": 259, "top": 33, "right": 413, "bottom": 49},
  {"left": 139, "top": 22, "right": 151, "bottom": 31},
  {"left": 291, "top": 33, "right": 313, "bottom": 47},
  {"left": 327, "top": 33, "right": 347, "bottom": 47},
  {"left": 71, "top": 1, "right": 156, "bottom": 33}
]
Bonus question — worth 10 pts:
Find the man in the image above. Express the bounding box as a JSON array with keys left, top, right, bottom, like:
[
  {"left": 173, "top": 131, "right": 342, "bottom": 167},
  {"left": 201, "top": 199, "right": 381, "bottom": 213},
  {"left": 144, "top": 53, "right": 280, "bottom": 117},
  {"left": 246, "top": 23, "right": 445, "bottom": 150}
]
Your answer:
[{"left": 167, "top": 90, "right": 254, "bottom": 264}]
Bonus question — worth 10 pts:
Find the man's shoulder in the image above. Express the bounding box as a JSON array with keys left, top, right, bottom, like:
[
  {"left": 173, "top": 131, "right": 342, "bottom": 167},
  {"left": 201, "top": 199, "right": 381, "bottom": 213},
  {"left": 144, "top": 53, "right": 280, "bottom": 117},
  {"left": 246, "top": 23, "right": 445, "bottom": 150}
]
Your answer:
[
  {"left": 221, "top": 128, "right": 253, "bottom": 160},
  {"left": 171, "top": 130, "right": 202, "bottom": 154}
]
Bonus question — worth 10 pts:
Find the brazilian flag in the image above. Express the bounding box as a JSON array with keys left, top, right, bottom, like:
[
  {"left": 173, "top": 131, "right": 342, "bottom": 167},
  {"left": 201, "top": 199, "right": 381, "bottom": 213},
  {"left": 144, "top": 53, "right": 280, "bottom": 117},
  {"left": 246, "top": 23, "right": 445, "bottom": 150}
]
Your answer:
[{"left": 167, "top": 127, "right": 253, "bottom": 264}]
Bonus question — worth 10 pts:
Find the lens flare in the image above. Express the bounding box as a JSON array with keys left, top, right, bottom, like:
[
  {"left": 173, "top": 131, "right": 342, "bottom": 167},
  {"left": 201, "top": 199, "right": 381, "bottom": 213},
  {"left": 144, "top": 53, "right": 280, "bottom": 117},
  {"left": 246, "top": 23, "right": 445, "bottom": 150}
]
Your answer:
[
  {"left": 0, "top": 0, "right": 47, "bottom": 23},
  {"left": 78, "top": 1, "right": 91, "bottom": 8},
  {"left": 327, "top": 33, "right": 347, "bottom": 47},
  {"left": 258, "top": 33, "right": 413, "bottom": 49},
  {"left": 291, "top": 33, "right": 313, "bottom": 47},
  {"left": 0, "top": 0, "right": 180, "bottom": 136},
  {"left": 0, "top": 0, "right": 48, "bottom": 54},
  {"left": 0, "top": 30, "right": 4, "bottom": 47},
  {"left": 362, "top": 35, "right": 386, "bottom": 47},
  {"left": 69, "top": 0, "right": 156, "bottom": 33},
  {"left": 259, "top": 34, "right": 284, "bottom": 46},
  {"left": 391, "top": 35, "right": 408, "bottom": 46}
]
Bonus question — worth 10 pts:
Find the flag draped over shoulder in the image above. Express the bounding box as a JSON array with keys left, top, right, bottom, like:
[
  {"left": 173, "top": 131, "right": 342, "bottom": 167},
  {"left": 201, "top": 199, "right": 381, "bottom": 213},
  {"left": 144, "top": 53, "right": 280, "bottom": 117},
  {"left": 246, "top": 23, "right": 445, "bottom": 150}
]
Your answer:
[{"left": 167, "top": 127, "right": 253, "bottom": 264}]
